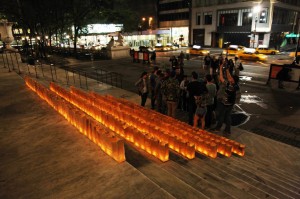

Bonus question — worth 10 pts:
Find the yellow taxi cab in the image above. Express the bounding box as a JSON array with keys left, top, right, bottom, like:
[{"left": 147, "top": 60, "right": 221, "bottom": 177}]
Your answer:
[
  {"left": 222, "top": 45, "right": 244, "bottom": 55},
  {"left": 255, "top": 45, "right": 279, "bottom": 55},
  {"left": 186, "top": 45, "right": 210, "bottom": 56},
  {"left": 289, "top": 51, "right": 300, "bottom": 57},
  {"left": 237, "top": 48, "right": 268, "bottom": 61}
]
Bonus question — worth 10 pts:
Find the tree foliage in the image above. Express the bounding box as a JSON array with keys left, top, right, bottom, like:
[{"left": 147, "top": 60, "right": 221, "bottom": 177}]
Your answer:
[{"left": 0, "top": 0, "right": 137, "bottom": 55}]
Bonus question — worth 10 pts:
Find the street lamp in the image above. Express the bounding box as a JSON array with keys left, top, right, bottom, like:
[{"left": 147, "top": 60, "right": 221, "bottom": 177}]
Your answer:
[
  {"left": 252, "top": 5, "right": 261, "bottom": 48},
  {"left": 66, "top": 35, "right": 70, "bottom": 53},
  {"left": 149, "top": 17, "right": 153, "bottom": 29}
]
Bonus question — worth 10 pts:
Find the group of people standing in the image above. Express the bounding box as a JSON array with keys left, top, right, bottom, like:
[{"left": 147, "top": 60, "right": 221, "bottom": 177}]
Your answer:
[{"left": 135, "top": 52, "right": 241, "bottom": 135}]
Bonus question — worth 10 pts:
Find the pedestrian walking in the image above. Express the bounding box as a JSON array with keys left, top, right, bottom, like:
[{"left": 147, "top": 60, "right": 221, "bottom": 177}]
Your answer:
[{"left": 135, "top": 71, "right": 149, "bottom": 107}]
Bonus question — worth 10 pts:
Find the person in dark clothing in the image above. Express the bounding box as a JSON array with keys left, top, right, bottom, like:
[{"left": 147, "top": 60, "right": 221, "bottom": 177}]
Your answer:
[
  {"left": 203, "top": 53, "right": 212, "bottom": 75},
  {"left": 151, "top": 51, "right": 156, "bottom": 64},
  {"left": 135, "top": 71, "right": 149, "bottom": 107},
  {"left": 149, "top": 66, "right": 159, "bottom": 109},
  {"left": 186, "top": 71, "right": 208, "bottom": 126},
  {"left": 179, "top": 75, "right": 189, "bottom": 111},
  {"left": 276, "top": 66, "right": 291, "bottom": 89},
  {"left": 211, "top": 55, "right": 220, "bottom": 90},
  {"left": 213, "top": 63, "right": 239, "bottom": 134}
]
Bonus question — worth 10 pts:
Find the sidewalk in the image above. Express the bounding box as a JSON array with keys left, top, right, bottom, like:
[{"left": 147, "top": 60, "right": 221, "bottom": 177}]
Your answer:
[{"left": 0, "top": 54, "right": 300, "bottom": 198}]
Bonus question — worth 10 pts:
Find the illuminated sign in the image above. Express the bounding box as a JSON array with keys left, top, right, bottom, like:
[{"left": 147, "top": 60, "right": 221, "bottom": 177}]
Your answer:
[
  {"left": 87, "top": 24, "right": 123, "bottom": 34},
  {"left": 286, "top": 33, "right": 300, "bottom": 38}
]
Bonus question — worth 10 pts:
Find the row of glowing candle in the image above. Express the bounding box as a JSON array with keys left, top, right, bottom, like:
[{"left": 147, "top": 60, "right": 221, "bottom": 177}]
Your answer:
[
  {"left": 50, "top": 83, "right": 170, "bottom": 162},
  {"left": 50, "top": 82, "right": 245, "bottom": 159},
  {"left": 88, "top": 92, "right": 245, "bottom": 157},
  {"left": 25, "top": 76, "right": 126, "bottom": 162}
]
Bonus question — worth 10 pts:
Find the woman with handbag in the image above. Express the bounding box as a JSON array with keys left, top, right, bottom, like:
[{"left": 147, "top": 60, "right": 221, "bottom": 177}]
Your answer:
[{"left": 135, "top": 71, "right": 149, "bottom": 107}]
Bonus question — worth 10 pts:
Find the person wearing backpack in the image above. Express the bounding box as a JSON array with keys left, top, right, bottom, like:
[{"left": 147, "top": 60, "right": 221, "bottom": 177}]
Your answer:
[{"left": 161, "top": 70, "right": 180, "bottom": 118}]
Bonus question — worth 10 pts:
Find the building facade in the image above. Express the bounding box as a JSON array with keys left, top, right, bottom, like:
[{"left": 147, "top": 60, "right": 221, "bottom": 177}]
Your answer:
[
  {"left": 191, "top": 0, "right": 300, "bottom": 48},
  {"left": 157, "top": 0, "right": 191, "bottom": 46}
]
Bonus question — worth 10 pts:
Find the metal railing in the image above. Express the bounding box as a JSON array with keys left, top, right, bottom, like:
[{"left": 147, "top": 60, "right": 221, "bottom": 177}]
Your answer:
[{"left": 0, "top": 51, "right": 123, "bottom": 91}]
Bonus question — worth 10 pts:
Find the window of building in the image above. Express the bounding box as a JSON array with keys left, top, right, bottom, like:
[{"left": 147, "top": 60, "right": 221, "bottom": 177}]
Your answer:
[
  {"left": 259, "top": 8, "right": 268, "bottom": 23},
  {"left": 158, "top": 1, "right": 189, "bottom": 11},
  {"left": 218, "top": 10, "right": 239, "bottom": 26},
  {"left": 204, "top": 12, "right": 212, "bottom": 25},
  {"left": 242, "top": 11, "right": 252, "bottom": 26},
  {"left": 159, "top": 12, "right": 189, "bottom": 21},
  {"left": 196, "top": 13, "right": 201, "bottom": 25},
  {"left": 273, "top": 6, "right": 297, "bottom": 25}
]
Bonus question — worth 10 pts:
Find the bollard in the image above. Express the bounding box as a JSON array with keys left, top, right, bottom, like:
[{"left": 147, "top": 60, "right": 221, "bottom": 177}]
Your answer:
[
  {"left": 2, "top": 53, "right": 6, "bottom": 68},
  {"left": 53, "top": 64, "right": 57, "bottom": 80},
  {"left": 65, "top": 69, "right": 69, "bottom": 85},
  {"left": 5, "top": 53, "right": 11, "bottom": 72},
  {"left": 34, "top": 63, "right": 38, "bottom": 78},
  {"left": 79, "top": 71, "right": 82, "bottom": 88},
  {"left": 72, "top": 70, "right": 75, "bottom": 84},
  {"left": 85, "top": 72, "right": 88, "bottom": 90},
  {"left": 49, "top": 64, "right": 54, "bottom": 81},
  {"left": 39, "top": 60, "right": 44, "bottom": 77},
  {"left": 9, "top": 52, "right": 15, "bottom": 70},
  {"left": 14, "top": 53, "right": 21, "bottom": 74}
]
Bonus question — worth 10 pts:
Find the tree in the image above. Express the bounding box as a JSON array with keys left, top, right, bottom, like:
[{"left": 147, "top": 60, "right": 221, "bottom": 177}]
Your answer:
[{"left": 0, "top": 0, "right": 140, "bottom": 57}]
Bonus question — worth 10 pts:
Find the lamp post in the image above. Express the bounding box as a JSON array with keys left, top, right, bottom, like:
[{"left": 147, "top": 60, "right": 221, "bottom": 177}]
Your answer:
[
  {"left": 66, "top": 35, "right": 70, "bottom": 53},
  {"left": 252, "top": 5, "right": 261, "bottom": 48}
]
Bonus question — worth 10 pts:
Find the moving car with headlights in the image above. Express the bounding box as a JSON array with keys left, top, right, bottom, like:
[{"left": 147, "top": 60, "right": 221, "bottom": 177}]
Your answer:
[
  {"left": 255, "top": 45, "right": 279, "bottom": 55},
  {"left": 186, "top": 45, "right": 210, "bottom": 56},
  {"left": 222, "top": 45, "right": 244, "bottom": 55},
  {"left": 237, "top": 48, "right": 268, "bottom": 61},
  {"left": 154, "top": 43, "right": 174, "bottom": 51},
  {"left": 166, "top": 43, "right": 179, "bottom": 51}
]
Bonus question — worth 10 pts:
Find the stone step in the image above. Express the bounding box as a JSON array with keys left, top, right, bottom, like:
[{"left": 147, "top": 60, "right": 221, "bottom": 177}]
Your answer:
[
  {"left": 187, "top": 155, "right": 277, "bottom": 199},
  {"left": 161, "top": 156, "right": 236, "bottom": 199},
  {"left": 238, "top": 155, "right": 300, "bottom": 186},
  {"left": 206, "top": 157, "right": 300, "bottom": 199},
  {"left": 226, "top": 155, "right": 300, "bottom": 194},
  {"left": 125, "top": 144, "right": 209, "bottom": 199}
]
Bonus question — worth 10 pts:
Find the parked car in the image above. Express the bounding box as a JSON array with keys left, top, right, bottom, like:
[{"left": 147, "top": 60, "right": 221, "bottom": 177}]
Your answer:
[
  {"left": 186, "top": 45, "right": 210, "bottom": 56},
  {"left": 255, "top": 45, "right": 279, "bottom": 55},
  {"left": 237, "top": 48, "right": 268, "bottom": 61},
  {"left": 222, "top": 45, "right": 244, "bottom": 55}
]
